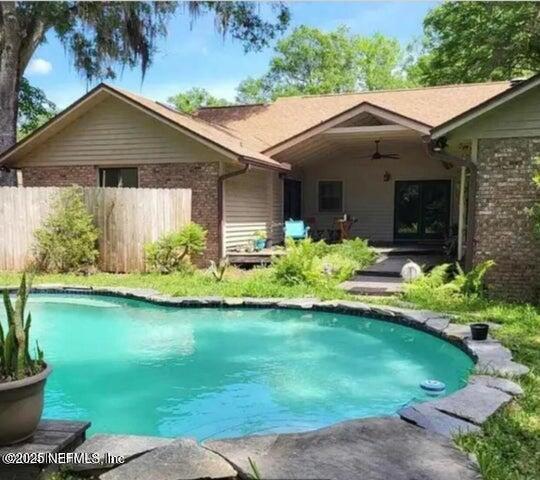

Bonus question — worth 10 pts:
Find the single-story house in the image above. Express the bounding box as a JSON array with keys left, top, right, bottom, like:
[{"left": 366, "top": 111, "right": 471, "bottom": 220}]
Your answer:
[{"left": 1, "top": 74, "right": 539, "bottom": 302}]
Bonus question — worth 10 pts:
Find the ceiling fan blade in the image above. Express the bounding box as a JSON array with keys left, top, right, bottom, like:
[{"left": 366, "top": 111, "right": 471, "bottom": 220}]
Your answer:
[{"left": 381, "top": 154, "right": 400, "bottom": 159}]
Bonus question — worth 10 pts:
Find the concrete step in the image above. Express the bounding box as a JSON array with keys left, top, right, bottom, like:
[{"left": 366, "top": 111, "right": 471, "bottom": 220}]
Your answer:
[
  {"left": 340, "top": 275, "right": 404, "bottom": 296},
  {"left": 360, "top": 254, "right": 447, "bottom": 278}
]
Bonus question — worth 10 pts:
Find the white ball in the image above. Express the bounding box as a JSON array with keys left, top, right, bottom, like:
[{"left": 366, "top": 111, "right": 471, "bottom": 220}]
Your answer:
[{"left": 401, "top": 260, "right": 422, "bottom": 282}]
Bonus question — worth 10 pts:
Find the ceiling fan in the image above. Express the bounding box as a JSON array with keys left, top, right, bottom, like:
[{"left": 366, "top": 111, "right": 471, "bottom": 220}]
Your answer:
[{"left": 361, "top": 140, "right": 400, "bottom": 160}]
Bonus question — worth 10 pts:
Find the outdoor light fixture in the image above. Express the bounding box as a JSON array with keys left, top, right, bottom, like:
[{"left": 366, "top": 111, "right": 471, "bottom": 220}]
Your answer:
[{"left": 383, "top": 171, "right": 391, "bottom": 182}]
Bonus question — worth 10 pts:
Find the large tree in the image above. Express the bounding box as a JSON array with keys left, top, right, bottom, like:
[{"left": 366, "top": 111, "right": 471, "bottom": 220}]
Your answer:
[
  {"left": 236, "top": 26, "right": 411, "bottom": 103},
  {"left": 168, "top": 87, "right": 230, "bottom": 114},
  {"left": 411, "top": 2, "right": 540, "bottom": 85},
  {"left": 0, "top": 1, "right": 289, "bottom": 153},
  {"left": 18, "top": 78, "right": 57, "bottom": 138}
]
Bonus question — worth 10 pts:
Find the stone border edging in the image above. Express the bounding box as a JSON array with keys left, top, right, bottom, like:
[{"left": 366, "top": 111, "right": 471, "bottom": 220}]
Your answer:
[{"left": 8, "top": 284, "right": 529, "bottom": 444}]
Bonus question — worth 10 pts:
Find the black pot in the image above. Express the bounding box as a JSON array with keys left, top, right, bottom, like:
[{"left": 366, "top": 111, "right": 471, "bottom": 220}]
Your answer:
[{"left": 470, "top": 323, "right": 489, "bottom": 341}]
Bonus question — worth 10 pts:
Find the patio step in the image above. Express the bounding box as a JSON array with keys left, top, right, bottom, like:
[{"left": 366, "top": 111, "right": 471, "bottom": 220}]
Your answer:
[
  {"left": 362, "top": 253, "right": 447, "bottom": 278},
  {"left": 340, "top": 276, "right": 404, "bottom": 296}
]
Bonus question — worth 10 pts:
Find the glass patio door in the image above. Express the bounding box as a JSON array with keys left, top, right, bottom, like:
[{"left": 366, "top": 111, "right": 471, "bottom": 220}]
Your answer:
[{"left": 394, "top": 180, "right": 451, "bottom": 240}]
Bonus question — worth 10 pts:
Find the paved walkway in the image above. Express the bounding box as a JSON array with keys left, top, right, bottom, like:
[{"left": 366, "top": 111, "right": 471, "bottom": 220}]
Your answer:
[{"left": 341, "top": 251, "right": 446, "bottom": 296}]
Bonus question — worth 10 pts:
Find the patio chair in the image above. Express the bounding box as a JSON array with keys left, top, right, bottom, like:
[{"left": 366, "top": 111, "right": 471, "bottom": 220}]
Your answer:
[{"left": 284, "top": 220, "right": 310, "bottom": 240}]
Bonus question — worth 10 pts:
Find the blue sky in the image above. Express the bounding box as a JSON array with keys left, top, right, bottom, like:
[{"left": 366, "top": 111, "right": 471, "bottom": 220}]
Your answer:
[{"left": 26, "top": 1, "right": 438, "bottom": 108}]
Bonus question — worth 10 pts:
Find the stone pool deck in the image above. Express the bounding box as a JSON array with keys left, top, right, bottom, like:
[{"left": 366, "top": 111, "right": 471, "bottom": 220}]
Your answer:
[{"left": 1, "top": 286, "right": 530, "bottom": 480}]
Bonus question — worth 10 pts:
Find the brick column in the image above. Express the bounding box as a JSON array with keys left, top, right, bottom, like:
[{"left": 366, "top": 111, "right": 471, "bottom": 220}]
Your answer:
[{"left": 474, "top": 138, "right": 540, "bottom": 303}]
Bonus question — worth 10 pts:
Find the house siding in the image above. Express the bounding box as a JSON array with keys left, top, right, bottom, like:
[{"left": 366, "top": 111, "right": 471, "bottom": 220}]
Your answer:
[
  {"left": 474, "top": 137, "right": 539, "bottom": 303},
  {"left": 16, "top": 96, "right": 225, "bottom": 167},
  {"left": 223, "top": 168, "right": 283, "bottom": 251},
  {"left": 450, "top": 87, "right": 540, "bottom": 140},
  {"left": 299, "top": 141, "right": 460, "bottom": 242}
]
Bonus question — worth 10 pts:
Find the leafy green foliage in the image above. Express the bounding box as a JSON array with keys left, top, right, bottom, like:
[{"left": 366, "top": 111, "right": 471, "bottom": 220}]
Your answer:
[
  {"left": 403, "top": 261, "right": 496, "bottom": 308},
  {"left": 168, "top": 88, "right": 230, "bottom": 114},
  {"left": 1, "top": 2, "right": 289, "bottom": 153},
  {"left": 11, "top": 2, "right": 290, "bottom": 83},
  {"left": 411, "top": 2, "right": 540, "bottom": 85},
  {"left": 33, "top": 187, "right": 99, "bottom": 273},
  {"left": 532, "top": 160, "right": 540, "bottom": 238},
  {"left": 320, "top": 253, "right": 357, "bottom": 282},
  {"left": 329, "top": 238, "right": 377, "bottom": 271},
  {"left": 236, "top": 26, "right": 413, "bottom": 103},
  {"left": 208, "top": 258, "right": 230, "bottom": 282},
  {"left": 248, "top": 457, "right": 262, "bottom": 480},
  {"left": 272, "top": 238, "right": 375, "bottom": 285},
  {"left": 1, "top": 274, "right": 45, "bottom": 381},
  {"left": 454, "top": 260, "right": 496, "bottom": 297},
  {"left": 17, "top": 78, "right": 57, "bottom": 138},
  {"left": 145, "top": 223, "right": 207, "bottom": 273},
  {"left": 272, "top": 238, "right": 327, "bottom": 286}
]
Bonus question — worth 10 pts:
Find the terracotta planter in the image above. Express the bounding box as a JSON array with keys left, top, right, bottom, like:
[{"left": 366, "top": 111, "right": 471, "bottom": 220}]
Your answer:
[{"left": 0, "top": 364, "right": 52, "bottom": 445}]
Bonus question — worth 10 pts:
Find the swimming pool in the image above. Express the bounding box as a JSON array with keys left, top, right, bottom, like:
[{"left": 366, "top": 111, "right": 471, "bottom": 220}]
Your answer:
[{"left": 19, "top": 294, "right": 473, "bottom": 440}]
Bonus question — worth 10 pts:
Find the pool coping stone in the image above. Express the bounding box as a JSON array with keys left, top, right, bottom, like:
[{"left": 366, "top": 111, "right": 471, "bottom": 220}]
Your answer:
[{"left": 2, "top": 285, "right": 530, "bottom": 480}]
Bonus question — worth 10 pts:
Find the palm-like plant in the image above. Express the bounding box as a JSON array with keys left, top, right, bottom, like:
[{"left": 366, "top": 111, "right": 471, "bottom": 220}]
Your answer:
[{"left": 0, "top": 274, "right": 44, "bottom": 381}]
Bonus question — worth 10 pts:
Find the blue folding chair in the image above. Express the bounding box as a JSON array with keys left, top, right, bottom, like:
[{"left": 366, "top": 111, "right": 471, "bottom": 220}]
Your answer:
[{"left": 284, "top": 220, "right": 310, "bottom": 240}]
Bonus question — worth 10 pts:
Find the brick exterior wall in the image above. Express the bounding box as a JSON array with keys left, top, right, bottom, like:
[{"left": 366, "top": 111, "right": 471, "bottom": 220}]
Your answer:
[
  {"left": 474, "top": 138, "right": 540, "bottom": 303},
  {"left": 22, "top": 165, "right": 97, "bottom": 187},
  {"left": 139, "top": 162, "right": 220, "bottom": 263},
  {"left": 21, "top": 162, "right": 221, "bottom": 265}
]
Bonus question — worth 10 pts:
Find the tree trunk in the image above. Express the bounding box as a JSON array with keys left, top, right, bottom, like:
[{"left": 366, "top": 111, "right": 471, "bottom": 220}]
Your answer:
[{"left": 0, "top": 2, "right": 22, "bottom": 155}]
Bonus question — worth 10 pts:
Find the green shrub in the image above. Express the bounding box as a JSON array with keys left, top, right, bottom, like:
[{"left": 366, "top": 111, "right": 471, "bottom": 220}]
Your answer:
[
  {"left": 454, "top": 260, "right": 495, "bottom": 297},
  {"left": 145, "top": 222, "right": 207, "bottom": 273},
  {"left": 404, "top": 260, "right": 496, "bottom": 306},
  {"left": 33, "top": 186, "right": 99, "bottom": 273},
  {"left": 330, "top": 238, "right": 376, "bottom": 270},
  {"left": 321, "top": 253, "right": 357, "bottom": 282},
  {"left": 272, "top": 238, "right": 326, "bottom": 285},
  {"left": 271, "top": 238, "right": 369, "bottom": 285}
]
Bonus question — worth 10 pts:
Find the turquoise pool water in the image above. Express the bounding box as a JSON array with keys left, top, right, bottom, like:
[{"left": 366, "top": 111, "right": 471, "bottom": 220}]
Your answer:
[{"left": 18, "top": 295, "right": 472, "bottom": 439}]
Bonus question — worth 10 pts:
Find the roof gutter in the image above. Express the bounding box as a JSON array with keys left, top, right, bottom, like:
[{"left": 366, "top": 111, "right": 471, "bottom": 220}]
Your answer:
[
  {"left": 239, "top": 155, "right": 290, "bottom": 172},
  {"left": 422, "top": 135, "right": 477, "bottom": 270},
  {"left": 218, "top": 164, "right": 251, "bottom": 258}
]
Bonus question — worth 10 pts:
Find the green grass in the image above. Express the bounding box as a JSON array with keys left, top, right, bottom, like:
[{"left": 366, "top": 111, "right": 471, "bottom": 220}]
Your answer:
[
  {"left": 0, "top": 268, "right": 350, "bottom": 301},
  {"left": 369, "top": 292, "right": 540, "bottom": 480},
  {"left": 1, "top": 269, "right": 538, "bottom": 479}
]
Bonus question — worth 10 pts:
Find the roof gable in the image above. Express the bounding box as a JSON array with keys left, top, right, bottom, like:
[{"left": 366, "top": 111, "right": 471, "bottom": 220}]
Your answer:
[{"left": 0, "top": 84, "right": 288, "bottom": 172}]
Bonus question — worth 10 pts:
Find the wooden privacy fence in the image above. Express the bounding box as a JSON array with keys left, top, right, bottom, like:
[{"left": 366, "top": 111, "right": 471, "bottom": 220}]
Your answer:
[{"left": 0, "top": 187, "right": 191, "bottom": 272}]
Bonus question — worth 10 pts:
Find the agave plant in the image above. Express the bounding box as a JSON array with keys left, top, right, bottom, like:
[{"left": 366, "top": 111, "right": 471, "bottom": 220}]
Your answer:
[{"left": 0, "top": 274, "right": 44, "bottom": 381}]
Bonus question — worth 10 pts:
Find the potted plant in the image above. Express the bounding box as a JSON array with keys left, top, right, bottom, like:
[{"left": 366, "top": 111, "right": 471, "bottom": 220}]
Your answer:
[
  {"left": 253, "top": 230, "right": 267, "bottom": 251},
  {"left": 470, "top": 323, "right": 489, "bottom": 341},
  {"left": 0, "top": 274, "right": 50, "bottom": 445}
]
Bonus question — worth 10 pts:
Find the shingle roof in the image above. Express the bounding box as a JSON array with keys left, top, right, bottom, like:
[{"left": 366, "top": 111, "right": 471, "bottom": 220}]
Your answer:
[
  {"left": 106, "top": 85, "right": 286, "bottom": 170},
  {"left": 195, "top": 82, "right": 512, "bottom": 151}
]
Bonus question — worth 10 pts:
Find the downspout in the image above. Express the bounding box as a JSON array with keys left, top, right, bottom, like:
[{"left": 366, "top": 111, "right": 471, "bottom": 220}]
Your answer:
[
  {"left": 218, "top": 163, "right": 250, "bottom": 258},
  {"left": 422, "top": 136, "right": 478, "bottom": 270}
]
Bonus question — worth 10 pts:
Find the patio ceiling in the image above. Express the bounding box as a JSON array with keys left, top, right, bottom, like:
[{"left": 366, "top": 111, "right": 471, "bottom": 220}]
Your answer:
[{"left": 275, "top": 123, "right": 423, "bottom": 165}]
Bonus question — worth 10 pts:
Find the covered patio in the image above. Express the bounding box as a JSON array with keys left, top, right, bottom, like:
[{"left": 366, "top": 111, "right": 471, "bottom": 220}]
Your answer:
[{"left": 271, "top": 104, "right": 474, "bottom": 264}]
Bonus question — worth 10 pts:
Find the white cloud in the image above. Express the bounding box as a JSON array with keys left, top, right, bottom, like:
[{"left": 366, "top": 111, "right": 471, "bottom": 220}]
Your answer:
[{"left": 27, "top": 58, "right": 53, "bottom": 75}]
